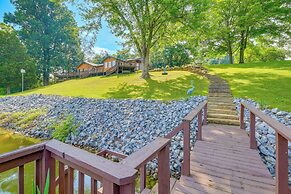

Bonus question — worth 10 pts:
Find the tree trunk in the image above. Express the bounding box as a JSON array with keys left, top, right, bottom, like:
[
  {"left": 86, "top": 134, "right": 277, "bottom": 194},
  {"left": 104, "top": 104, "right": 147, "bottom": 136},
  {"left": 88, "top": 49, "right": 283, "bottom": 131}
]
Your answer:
[
  {"left": 239, "top": 30, "right": 245, "bottom": 64},
  {"left": 43, "top": 71, "right": 49, "bottom": 86},
  {"left": 239, "top": 29, "right": 249, "bottom": 64},
  {"left": 227, "top": 41, "right": 234, "bottom": 64},
  {"left": 141, "top": 48, "right": 150, "bottom": 79},
  {"left": 6, "top": 84, "right": 11, "bottom": 95}
]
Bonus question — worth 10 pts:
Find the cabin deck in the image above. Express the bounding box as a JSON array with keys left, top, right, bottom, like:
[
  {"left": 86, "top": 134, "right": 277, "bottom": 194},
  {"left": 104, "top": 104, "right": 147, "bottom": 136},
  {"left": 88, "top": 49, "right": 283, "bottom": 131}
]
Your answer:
[{"left": 171, "top": 124, "right": 275, "bottom": 194}]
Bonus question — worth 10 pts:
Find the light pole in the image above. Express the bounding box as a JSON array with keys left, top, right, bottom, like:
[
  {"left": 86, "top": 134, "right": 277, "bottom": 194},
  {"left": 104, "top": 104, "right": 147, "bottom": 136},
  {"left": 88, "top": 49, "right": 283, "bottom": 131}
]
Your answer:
[{"left": 20, "top": 69, "right": 26, "bottom": 92}]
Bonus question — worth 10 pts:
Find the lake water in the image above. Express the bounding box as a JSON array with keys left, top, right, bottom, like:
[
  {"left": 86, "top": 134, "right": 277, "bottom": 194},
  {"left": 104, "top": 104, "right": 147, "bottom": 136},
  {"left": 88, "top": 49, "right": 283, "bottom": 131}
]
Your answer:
[{"left": 0, "top": 128, "right": 93, "bottom": 194}]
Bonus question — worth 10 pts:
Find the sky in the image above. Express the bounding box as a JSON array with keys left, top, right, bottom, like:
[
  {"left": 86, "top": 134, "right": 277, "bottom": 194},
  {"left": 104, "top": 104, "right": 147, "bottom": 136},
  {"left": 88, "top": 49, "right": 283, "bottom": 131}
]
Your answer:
[{"left": 0, "top": 0, "right": 122, "bottom": 55}]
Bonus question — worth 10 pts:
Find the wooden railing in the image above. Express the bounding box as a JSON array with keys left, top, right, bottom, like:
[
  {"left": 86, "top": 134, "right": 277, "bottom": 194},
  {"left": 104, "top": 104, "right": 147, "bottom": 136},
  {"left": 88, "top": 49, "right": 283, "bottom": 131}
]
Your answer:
[
  {"left": 240, "top": 102, "right": 291, "bottom": 194},
  {"left": 165, "top": 100, "right": 207, "bottom": 176},
  {"left": 0, "top": 100, "right": 208, "bottom": 194}
]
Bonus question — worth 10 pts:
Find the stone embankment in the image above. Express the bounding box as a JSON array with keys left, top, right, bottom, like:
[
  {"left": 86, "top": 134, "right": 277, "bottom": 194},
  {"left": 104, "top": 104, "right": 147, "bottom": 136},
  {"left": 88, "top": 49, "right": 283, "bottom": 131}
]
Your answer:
[{"left": 0, "top": 94, "right": 206, "bottom": 177}]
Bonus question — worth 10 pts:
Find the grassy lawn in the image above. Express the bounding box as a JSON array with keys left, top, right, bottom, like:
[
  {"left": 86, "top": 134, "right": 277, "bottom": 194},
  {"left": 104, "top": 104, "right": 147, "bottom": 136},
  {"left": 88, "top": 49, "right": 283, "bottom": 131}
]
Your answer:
[
  {"left": 15, "top": 71, "right": 208, "bottom": 100},
  {"left": 207, "top": 60, "right": 291, "bottom": 111}
]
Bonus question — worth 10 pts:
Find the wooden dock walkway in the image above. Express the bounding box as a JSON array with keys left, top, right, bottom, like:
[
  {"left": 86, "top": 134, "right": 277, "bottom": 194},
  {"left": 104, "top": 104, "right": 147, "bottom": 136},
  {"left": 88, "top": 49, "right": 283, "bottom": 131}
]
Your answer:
[{"left": 171, "top": 124, "right": 275, "bottom": 194}]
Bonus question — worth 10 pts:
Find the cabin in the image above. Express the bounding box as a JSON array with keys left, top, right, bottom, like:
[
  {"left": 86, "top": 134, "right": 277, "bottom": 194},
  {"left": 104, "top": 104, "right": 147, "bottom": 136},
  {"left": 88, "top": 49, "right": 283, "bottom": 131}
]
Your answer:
[
  {"left": 76, "top": 61, "right": 104, "bottom": 72},
  {"left": 126, "top": 58, "right": 143, "bottom": 71},
  {"left": 102, "top": 56, "right": 126, "bottom": 70}
]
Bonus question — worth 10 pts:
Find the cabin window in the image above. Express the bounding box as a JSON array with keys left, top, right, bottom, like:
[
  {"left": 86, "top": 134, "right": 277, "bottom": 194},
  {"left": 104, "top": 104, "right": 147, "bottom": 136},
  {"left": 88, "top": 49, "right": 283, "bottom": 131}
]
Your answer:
[{"left": 112, "top": 61, "right": 116, "bottom": 67}]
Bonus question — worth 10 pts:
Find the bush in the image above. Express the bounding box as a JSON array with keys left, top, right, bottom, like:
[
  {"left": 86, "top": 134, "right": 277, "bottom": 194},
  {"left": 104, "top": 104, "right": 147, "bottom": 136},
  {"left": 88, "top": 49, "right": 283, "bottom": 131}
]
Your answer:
[{"left": 52, "top": 115, "right": 78, "bottom": 142}]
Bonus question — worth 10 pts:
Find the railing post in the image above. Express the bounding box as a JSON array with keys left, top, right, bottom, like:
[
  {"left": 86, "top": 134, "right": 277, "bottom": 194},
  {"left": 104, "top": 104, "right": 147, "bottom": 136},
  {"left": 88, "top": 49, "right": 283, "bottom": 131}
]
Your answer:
[
  {"left": 67, "top": 167, "right": 74, "bottom": 194},
  {"left": 140, "top": 164, "right": 146, "bottom": 192},
  {"left": 250, "top": 112, "right": 257, "bottom": 149},
  {"left": 197, "top": 110, "right": 203, "bottom": 141},
  {"left": 276, "top": 132, "right": 289, "bottom": 194},
  {"left": 103, "top": 180, "right": 133, "bottom": 194},
  {"left": 18, "top": 165, "right": 24, "bottom": 194},
  {"left": 182, "top": 120, "right": 190, "bottom": 176},
  {"left": 158, "top": 144, "right": 170, "bottom": 194},
  {"left": 78, "top": 171, "right": 84, "bottom": 194},
  {"left": 240, "top": 103, "right": 245, "bottom": 129},
  {"left": 59, "top": 162, "right": 65, "bottom": 194},
  {"left": 203, "top": 103, "right": 207, "bottom": 125},
  {"left": 35, "top": 159, "right": 42, "bottom": 193},
  {"left": 41, "top": 149, "right": 56, "bottom": 194}
]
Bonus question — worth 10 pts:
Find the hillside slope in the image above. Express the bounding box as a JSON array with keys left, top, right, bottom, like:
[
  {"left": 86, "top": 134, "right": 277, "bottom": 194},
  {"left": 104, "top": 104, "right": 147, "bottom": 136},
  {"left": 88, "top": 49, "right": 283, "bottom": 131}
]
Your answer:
[
  {"left": 17, "top": 71, "right": 208, "bottom": 100},
  {"left": 207, "top": 61, "right": 291, "bottom": 111}
]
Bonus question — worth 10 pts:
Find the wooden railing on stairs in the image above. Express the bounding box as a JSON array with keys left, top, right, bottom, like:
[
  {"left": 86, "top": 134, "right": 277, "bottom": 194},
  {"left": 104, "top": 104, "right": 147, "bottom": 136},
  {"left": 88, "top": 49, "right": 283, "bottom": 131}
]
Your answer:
[
  {"left": 165, "top": 101, "right": 207, "bottom": 176},
  {"left": 240, "top": 102, "right": 291, "bottom": 194},
  {"left": 0, "top": 101, "right": 208, "bottom": 194}
]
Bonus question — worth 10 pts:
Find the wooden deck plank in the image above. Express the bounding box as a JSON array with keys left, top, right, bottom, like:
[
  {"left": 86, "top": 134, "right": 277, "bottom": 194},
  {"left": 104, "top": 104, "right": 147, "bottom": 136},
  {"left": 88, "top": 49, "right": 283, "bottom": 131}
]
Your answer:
[{"left": 171, "top": 124, "right": 275, "bottom": 194}]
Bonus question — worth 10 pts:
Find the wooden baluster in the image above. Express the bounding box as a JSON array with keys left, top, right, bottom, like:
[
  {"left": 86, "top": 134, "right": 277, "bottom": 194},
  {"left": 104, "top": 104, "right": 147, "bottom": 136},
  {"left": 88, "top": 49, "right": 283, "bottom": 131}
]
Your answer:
[
  {"left": 250, "top": 112, "right": 257, "bottom": 149},
  {"left": 18, "top": 165, "right": 24, "bottom": 194},
  {"left": 78, "top": 172, "right": 84, "bottom": 194},
  {"left": 103, "top": 179, "right": 121, "bottom": 194},
  {"left": 118, "top": 183, "right": 135, "bottom": 194},
  {"left": 140, "top": 164, "right": 146, "bottom": 192},
  {"left": 35, "top": 159, "right": 42, "bottom": 192},
  {"left": 240, "top": 104, "right": 245, "bottom": 129},
  {"left": 276, "top": 132, "right": 289, "bottom": 194},
  {"left": 42, "top": 149, "right": 56, "bottom": 194},
  {"left": 197, "top": 110, "right": 203, "bottom": 141},
  {"left": 68, "top": 167, "right": 74, "bottom": 194},
  {"left": 59, "top": 162, "right": 65, "bottom": 194},
  {"left": 91, "top": 178, "right": 97, "bottom": 194},
  {"left": 182, "top": 120, "right": 190, "bottom": 176},
  {"left": 158, "top": 144, "right": 170, "bottom": 194},
  {"left": 203, "top": 103, "right": 207, "bottom": 125},
  {"left": 64, "top": 167, "right": 68, "bottom": 194}
]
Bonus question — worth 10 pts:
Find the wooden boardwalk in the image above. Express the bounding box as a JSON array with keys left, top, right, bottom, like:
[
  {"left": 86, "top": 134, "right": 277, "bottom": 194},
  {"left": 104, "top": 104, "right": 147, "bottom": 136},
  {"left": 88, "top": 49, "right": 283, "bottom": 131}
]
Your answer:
[{"left": 171, "top": 124, "right": 275, "bottom": 194}]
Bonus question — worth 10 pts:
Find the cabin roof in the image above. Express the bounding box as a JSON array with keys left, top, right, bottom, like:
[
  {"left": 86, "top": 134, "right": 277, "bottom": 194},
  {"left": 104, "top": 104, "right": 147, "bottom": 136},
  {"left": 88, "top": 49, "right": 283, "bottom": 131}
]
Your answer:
[
  {"left": 77, "top": 61, "right": 103, "bottom": 69},
  {"left": 101, "top": 56, "right": 126, "bottom": 63}
]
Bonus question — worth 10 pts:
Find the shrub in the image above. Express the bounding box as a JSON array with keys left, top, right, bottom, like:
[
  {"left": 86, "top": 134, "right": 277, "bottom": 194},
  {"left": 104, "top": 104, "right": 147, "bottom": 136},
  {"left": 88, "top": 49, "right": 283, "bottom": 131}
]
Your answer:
[{"left": 52, "top": 115, "right": 78, "bottom": 142}]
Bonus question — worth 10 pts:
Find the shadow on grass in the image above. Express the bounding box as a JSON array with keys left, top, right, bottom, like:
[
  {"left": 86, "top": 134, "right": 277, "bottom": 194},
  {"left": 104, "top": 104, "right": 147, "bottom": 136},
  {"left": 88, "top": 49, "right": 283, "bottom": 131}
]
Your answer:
[
  {"left": 218, "top": 71, "right": 291, "bottom": 111},
  {"left": 104, "top": 75, "right": 208, "bottom": 100}
]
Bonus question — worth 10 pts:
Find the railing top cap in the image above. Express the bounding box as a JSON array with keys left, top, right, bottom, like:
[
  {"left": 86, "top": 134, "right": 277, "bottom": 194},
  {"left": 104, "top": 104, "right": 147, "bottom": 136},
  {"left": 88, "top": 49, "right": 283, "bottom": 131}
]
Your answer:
[
  {"left": 45, "top": 140, "right": 137, "bottom": 185},
  {"left": 183, "top": 100, "right": 207, "bottom": 121},
  {"left": 0, "top": 142, "right": 46, "bottom": 164},
  {"left": 241, "top": 101, "right": 291, "bottom": 141},
  {"left": 121, "top": 137, "right": 170, "bottom": 169}
]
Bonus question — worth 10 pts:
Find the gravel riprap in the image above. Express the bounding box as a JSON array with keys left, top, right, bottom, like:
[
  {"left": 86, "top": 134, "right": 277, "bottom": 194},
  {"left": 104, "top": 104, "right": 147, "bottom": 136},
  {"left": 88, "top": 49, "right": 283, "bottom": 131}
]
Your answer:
[{"left": 0, "top": 94, "right": 206, "bottom": 177}]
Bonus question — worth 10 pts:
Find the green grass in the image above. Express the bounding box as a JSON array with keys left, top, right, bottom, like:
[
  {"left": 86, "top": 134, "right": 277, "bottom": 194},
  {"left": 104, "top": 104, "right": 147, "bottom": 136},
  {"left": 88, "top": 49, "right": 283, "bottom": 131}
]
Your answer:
[
  {"left": 16, "top": 71, "right": 208, "bottom": 100},
  {"left": 206, "top": 60, "right": 291, "bottom": 111}
]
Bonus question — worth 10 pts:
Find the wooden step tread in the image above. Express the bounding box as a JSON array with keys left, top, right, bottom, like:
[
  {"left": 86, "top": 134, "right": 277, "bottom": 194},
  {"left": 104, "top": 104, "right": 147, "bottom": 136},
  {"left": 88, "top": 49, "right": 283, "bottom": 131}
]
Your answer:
[{"left": 171, "top": 124, "right": 274, "bottom": 194}]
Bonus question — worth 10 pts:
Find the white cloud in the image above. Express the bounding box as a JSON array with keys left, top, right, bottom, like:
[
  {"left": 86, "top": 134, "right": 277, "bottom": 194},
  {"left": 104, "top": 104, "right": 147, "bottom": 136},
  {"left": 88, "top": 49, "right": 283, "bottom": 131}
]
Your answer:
[{"left": 93, "top": 47, "right": 116, "bottom": 55}]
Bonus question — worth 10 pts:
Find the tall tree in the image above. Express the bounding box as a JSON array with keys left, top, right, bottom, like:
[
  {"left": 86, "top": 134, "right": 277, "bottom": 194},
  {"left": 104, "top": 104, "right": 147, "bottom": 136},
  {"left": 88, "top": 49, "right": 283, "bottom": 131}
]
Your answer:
[
  {"left": 4, "top": 0, "right": 83, "bottom": 85},
  {"left": 164, "top": 44, "right": 191, "bottom": 67},
  {"left": 83, "top": 0, "right": 209, "bottom": 78},
  {"left": 204, "top": 0, "right": 290, "bottom": 64},
  {"left": 0, "top": 23, "right": 37, "bottom": 94}
]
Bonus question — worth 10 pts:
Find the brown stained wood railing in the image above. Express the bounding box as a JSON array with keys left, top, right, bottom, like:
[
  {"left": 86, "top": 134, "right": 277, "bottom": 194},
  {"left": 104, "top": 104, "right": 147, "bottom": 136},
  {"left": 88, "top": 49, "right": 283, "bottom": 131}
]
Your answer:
[
  {"left": 165, "top": 100, "right": 207, "bottom": 176},
  {"left": 240, "top": 101, "right": 291, "bottom": 194},
  {"left": 0, "top": 100, "right": 208, "bottom": 194},
  {"left": 121, "top": 137, "right": 171, "bottom": 194}
]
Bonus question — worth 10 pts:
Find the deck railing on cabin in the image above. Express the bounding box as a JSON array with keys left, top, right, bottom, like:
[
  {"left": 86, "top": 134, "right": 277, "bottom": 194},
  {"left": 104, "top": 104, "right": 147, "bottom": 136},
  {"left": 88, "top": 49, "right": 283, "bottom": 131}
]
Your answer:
[
  {"left": 0, "top": 100, "right": 208, "bottom": 194},
  {"left": 240, "top": 102, "right": 291, "bottom": 194}
]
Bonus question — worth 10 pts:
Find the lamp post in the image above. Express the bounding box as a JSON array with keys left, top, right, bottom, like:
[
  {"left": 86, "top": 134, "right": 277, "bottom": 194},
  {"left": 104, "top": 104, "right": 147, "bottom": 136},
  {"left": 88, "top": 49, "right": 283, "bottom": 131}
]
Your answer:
[{"left": 20, "top": 69, "right": 26, "bottom": 92}]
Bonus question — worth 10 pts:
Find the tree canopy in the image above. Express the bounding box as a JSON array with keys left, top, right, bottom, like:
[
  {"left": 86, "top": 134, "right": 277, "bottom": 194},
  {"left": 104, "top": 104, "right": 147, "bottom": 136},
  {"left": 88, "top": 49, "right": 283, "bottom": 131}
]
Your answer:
[
  {"left": 4, "top": 0, "right": 84, "bottom": 85},
  {"left": 83, "top": 0, "right": 209, "bottom": 78},
  {"left": 0, "top": 23, "right": 37, "bottom": 94}
]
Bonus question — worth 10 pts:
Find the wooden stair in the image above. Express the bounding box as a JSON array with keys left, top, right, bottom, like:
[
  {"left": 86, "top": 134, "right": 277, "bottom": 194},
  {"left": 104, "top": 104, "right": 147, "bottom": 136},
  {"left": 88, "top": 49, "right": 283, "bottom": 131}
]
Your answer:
[
  {"left": 105, "top": 66, "right": 118, "bottom": 76},
  {"left": 206, "top": 75, "right": 239, "bottom": 126}
]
